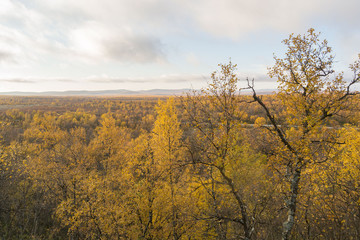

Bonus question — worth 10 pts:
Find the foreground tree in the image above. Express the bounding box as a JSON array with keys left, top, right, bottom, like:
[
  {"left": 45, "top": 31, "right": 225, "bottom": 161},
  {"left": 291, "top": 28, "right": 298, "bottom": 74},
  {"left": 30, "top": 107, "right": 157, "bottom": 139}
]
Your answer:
[
  {"left": 299, "top": 126, "right": 360, "bottom": 239},
  {"left": 152, "top": 98, "right": 189, "bottom": 239},
  {"left": 182, "top": 62, "right": 270, "bottom": 239},
  {"left": 248, "top": 28, "right": 360, "bottom": 239}
]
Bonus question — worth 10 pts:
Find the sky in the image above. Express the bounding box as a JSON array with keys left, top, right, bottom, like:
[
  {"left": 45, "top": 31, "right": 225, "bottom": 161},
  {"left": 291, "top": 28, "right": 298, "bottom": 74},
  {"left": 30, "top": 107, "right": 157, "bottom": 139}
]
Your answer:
[{"left": 0, "top": 0, "right": 360, "bottom": 92}]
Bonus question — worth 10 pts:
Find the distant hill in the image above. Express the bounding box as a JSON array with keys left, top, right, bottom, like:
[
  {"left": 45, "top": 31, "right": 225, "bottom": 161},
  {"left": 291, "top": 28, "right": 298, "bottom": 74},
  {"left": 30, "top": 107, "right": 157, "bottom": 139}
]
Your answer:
[
  {"left": 0, "top": 88, "right": 276, "bottom": 96},
  {"left": 0, "top": 89, "right": 192, "bottom": 96}
]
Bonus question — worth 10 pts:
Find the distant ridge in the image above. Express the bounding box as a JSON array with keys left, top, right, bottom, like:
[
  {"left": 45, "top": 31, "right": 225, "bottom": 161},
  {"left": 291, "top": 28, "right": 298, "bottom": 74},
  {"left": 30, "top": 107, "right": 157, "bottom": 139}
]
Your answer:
[
  {"left": 0, "top": 88, "right": 276, "bottom": 96},
  {"left": 0, "top": 89, "right": 192, "bottom": 96}
]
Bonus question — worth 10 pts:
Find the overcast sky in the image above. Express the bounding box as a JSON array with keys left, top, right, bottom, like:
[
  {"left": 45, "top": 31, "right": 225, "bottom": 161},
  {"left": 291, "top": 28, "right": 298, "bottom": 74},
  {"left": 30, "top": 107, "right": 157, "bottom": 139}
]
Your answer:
[{"left": 0, "top": 0, "right": 360, "bottom": 92}]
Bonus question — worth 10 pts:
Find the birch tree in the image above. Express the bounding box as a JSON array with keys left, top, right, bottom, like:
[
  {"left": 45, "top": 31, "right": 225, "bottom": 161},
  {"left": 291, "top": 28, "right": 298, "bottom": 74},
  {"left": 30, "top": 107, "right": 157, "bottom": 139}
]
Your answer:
[
  {"left": 248, "top": 28, "right": 360, "bottom": 240},
  {"left": 183, "top": 62, "right": 270, "bottom": 240}
]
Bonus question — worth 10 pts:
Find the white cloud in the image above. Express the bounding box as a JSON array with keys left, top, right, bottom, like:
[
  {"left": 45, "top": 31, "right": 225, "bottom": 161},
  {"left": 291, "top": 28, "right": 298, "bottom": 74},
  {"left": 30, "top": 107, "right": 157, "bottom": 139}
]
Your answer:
[
  {"left": 67, "top": 21, "right": 165, "bottom": 63},
  {"left": 0, "top": 25, "right": 34, "bottom": 65},
  {"left": 2, "top": 0, "right": 360, "bottom": 65},
  {"left": 182, "top": 0, "right": 340, "bottom": 39},
  {"left": 0, "top": 0, "right": 169, "bottom": 65}
]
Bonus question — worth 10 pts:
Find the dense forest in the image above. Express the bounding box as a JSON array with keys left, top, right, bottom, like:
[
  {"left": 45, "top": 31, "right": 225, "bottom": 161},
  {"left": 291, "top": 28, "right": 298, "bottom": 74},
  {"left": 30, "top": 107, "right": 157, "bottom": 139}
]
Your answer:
[{"left": 1, "top": 29, "right": 360, "bottom": 239}]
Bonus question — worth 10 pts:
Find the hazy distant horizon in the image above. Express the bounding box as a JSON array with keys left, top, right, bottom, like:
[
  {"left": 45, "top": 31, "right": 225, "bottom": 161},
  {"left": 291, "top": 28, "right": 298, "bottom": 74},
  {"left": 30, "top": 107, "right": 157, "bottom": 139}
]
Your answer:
[{"left": 0, "top": 87, "right": 278, "bottom": 96}]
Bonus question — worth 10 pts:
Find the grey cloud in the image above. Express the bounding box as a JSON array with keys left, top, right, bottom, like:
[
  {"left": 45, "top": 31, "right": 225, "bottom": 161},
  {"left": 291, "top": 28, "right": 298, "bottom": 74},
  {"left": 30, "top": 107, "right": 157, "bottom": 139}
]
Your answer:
[
  {"left": 55, "top": 78, "right": 78, "bottom": 83},
  {"left": 0, "top": 78, "right": 78, "bottom": 83},
  {"left": 0, "top": 50, "right": 17, "bottom": 63},
  {"left": 0, "top": 1, "right": 168, "bottom": 65},
  {"left": 103, "top": 36, "right": 165, "bottom": 63},
  {"left": 0, "top": 78, "right": 36, "bottom": 83},
  {"left": 24, "top": 0, "right": 172, "bottom": 64}
]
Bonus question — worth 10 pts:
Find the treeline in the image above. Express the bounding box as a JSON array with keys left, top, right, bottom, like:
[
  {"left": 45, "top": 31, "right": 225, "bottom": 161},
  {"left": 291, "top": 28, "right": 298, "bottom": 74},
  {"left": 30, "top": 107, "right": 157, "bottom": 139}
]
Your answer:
[{"left": 0, "top": 29, "right": 360, "bottom": 239}]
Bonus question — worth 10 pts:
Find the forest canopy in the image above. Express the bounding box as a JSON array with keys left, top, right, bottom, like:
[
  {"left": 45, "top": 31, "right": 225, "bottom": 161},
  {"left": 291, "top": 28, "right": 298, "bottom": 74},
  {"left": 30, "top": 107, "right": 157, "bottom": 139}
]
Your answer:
[{"left": 0, "top": 29, "right": 359, "bottom": 240}]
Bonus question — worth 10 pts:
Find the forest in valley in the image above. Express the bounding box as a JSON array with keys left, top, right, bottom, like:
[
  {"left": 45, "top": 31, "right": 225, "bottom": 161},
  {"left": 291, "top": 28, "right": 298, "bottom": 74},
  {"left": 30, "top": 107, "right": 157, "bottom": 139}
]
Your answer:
[{"left": 0, "top": 29, "right": 360, "bottom": 240}]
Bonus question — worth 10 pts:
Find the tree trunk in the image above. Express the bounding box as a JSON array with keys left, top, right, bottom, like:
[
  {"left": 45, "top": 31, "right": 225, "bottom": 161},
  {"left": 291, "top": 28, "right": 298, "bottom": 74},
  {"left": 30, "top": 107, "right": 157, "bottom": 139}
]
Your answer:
[
  {"left": 218, "top": 167, "right": 252, "bottom": 240},
  {"left": 282, "top": 167, "right": 301, "bottom": 240}
]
